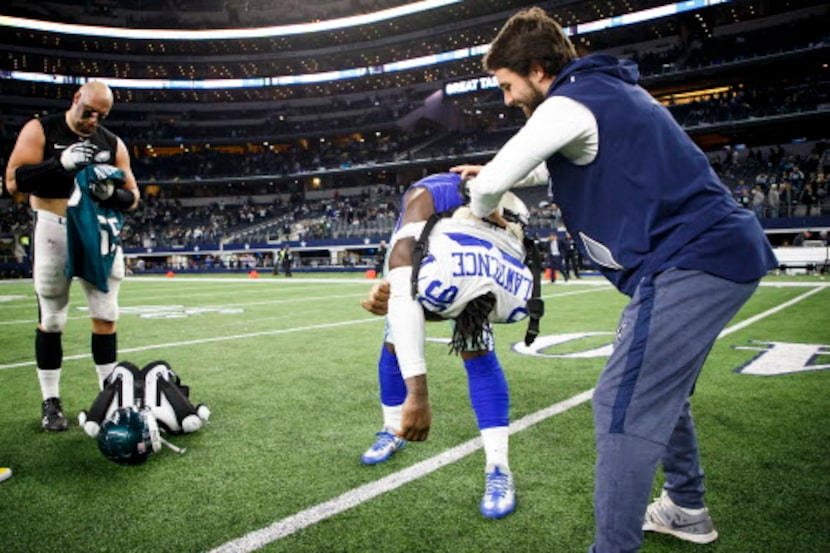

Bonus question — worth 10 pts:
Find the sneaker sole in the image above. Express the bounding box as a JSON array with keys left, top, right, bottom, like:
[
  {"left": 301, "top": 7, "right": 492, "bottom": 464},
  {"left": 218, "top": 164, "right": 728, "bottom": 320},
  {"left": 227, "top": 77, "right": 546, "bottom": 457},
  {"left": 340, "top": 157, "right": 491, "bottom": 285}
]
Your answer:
[
  {"left": 42, "top": 424, "right": 69, "bottom": 432},
  {"left": 642, "top": 521, "right": 718, "bottom": 544},
  {"left": 480, "top": 502, "right": 516, "bottom": 519}
]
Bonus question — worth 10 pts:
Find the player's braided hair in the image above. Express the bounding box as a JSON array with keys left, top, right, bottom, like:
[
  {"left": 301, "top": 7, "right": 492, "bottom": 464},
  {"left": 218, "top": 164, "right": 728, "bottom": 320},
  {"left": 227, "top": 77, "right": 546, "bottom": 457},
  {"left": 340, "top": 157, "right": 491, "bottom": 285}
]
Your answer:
[{"left": 449, "top": 292, "right": 496, "bottom": 355}]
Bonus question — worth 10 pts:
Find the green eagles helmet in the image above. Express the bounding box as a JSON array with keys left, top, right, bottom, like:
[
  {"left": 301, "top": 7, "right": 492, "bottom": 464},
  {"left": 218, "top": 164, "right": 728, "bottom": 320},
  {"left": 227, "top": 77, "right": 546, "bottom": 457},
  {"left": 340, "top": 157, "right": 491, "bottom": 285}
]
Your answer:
[{"left": 97, "top": 406, "right": 161, "bottom": 465}]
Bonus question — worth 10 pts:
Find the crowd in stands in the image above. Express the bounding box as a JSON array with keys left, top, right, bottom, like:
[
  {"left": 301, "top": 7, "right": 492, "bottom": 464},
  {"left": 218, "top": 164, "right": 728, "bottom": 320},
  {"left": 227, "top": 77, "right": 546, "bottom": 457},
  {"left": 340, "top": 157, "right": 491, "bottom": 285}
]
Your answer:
[
  {"left": 1, "top": 1, "right": 828, "bottom": 265},
  {"left": 121, "top": 73, "right": 827, "bottom": 185},
  {"left": 118, "top": 183, "right": 401, "bottom": 249},
  {"left": 711, "top": 142, "right": 829, "bottom": 220},
  {"left": 3, "top": 140, "right": 827, "bottom": 256}
]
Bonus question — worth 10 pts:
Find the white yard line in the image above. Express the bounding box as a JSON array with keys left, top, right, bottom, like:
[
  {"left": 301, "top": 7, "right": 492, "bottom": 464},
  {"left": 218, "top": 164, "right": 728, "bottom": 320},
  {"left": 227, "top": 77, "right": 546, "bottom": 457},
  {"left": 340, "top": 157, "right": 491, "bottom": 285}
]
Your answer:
[
  {"left": 0, "top": 318, "right": 380, "bottom": 370},
  {"left": 209, "top": 391, "right": 594, "bottom": 553},
  {"left": 208, "top": 284, "right": 826, "bottom": 553}
]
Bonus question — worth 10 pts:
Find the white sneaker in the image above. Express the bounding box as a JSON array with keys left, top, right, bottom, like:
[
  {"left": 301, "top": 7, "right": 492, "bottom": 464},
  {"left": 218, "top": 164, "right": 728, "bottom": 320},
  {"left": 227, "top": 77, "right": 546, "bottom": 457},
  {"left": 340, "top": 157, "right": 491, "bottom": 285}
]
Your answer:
[
  {"left": 643, "top": 490, "right": 718, "bottom": 544},
  {"left": 480, "top": 465, "right": 515, "bottom": 519},
  {"left": 0, "top": 467, "right": 12, "bottom": 483}
]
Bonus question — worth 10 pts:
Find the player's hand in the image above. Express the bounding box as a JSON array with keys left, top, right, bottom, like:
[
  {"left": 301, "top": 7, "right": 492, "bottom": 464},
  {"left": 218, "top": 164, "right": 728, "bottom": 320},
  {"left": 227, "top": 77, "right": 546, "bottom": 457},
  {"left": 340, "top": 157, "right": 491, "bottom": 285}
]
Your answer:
[
  {"left": 397, "top": 390, "right": 431, "bottom": 442},
  {"left": 360, "top": 279, "right": 390, "bottom": 316},
  {"left": 88, "top": 164, "right": 125, "bottom": 201},
  {"left": 450, "top": 164, "right": 484, "bottom": 181},
  {"left": 60, "top": 141, "right": 98, "bottom": 171}
]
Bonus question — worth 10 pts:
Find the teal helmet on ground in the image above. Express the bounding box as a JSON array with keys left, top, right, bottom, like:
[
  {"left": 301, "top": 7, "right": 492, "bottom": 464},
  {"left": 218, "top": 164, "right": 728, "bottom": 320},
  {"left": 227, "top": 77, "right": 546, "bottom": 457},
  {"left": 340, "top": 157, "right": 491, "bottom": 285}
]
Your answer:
[{"left": 96, "top": 406, "right": 161, "bottom": 465}]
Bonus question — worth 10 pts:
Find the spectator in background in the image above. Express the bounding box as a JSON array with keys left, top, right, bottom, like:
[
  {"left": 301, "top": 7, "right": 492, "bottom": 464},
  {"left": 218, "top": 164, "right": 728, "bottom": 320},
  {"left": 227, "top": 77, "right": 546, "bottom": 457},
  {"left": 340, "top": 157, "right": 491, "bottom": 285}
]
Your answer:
[
  {"left": 734, "top": 179, "right": 750, "bottom": 209},
  {"left": 280, "top": 244, "right": 293, "bottom": 276},
  {"left": 792, "top": 229, "right": 814, "bottom": 246},
  {"left": 767, "top": 183, "right": 780, "bottom": 218},
  {"left": 547, "top": 232, "right": 566, "bottom": 282},
  {"left": 563, "top": 232, "right": 581, "bottom": 279},
  {"left": 374, "top": 240, "right": 387, "bottom": 278},
  {"left": 751, "top": 185, "right": 766, "bottom": 218},
  {"left": 799, "top": 182, "right": 818, "bottom": 216},
  {"left": 779, "top": 180, "right": 794, "bottom": 217},
  {"left": 789, "top": 165, "right": 805, "bottom": 194},
  {"left": 548, "top": 202, "right": 563, "bottom": 227}
]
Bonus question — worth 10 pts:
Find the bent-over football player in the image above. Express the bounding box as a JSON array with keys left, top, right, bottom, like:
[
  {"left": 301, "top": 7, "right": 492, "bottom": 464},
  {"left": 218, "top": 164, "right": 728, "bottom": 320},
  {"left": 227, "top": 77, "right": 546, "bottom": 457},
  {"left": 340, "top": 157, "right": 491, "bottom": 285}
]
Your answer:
[{"left": 360, "top": 172, "right": 540, "bottom": 519}]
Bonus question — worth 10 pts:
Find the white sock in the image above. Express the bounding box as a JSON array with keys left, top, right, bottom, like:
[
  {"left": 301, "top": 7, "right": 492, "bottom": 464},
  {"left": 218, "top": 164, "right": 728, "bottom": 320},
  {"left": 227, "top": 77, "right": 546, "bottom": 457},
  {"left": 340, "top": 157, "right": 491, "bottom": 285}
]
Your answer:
[
  {"left": 481, "top": 426, "right": 510, "bottom": 472},
  {"left": 37, "top": 368, "right": 62, "bottom": 400},
  {"left": 381, "top": 404, "right": 403, "bottom": 434},
  {"left": 96, "top": 362, "right": 116, "bottom": 390}
]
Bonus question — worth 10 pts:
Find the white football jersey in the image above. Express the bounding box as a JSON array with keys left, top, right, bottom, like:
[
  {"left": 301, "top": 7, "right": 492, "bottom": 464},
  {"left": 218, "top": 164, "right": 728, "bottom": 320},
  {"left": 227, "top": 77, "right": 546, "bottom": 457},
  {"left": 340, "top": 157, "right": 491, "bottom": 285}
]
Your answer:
[{"left": 412, "top": 216, "right": 532, "bottom": 323}]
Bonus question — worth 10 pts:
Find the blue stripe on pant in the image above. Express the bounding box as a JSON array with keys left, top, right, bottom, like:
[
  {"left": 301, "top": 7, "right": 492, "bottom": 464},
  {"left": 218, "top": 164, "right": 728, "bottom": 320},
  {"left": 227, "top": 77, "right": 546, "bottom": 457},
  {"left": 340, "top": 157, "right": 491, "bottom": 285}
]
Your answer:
[{"left": 590, "top": 268, "right": 759, "bottom": 553}]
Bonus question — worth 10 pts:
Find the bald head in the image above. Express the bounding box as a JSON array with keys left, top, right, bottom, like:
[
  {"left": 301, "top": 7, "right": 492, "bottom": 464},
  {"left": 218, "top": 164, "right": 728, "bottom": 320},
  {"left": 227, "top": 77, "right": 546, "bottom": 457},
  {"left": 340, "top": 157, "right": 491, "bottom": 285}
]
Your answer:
[
  {"left": 79, "top": 81, "right": 113, "bottom": 104},
  {"left": 67, "top": 81, "right": 114, "bottom": 136}
]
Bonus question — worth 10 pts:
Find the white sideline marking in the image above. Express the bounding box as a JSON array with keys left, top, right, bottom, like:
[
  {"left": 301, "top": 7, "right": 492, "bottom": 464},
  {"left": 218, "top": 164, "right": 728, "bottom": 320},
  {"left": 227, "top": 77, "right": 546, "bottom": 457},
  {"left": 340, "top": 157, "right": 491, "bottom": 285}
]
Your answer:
[
  {"left": 716, "top": 285, "right": 824, "bottom": 338},
  {"left": 209, "top": 391, "right": 594, "bottom": 553},
  {"left": 209, "top": 285, "right": 825, "bottom": 553}
]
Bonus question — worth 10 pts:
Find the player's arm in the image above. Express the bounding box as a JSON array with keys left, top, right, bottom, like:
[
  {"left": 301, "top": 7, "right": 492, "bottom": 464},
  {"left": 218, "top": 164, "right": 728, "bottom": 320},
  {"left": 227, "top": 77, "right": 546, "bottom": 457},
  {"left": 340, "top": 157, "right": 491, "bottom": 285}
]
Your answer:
[
  {"left": 383, "top": 186, "right": 438, "bottom": 441},
  {"left": 5, "top": 120, "right": 47, "bottom": 195},
  {"left": 464, "top": 96, "right": 598, "bottom": 218},
  {"left": 452, "top": 162, "right": 549, "bottom": 188},
  {"left": 386, "top": 236, "right": 431, "bottom": 442},
  {"left": 112, "top": 137, "right": 140, "bottom": 210},
  {"left": 6, "top": 120, "right": 100, "bottom": 198}
]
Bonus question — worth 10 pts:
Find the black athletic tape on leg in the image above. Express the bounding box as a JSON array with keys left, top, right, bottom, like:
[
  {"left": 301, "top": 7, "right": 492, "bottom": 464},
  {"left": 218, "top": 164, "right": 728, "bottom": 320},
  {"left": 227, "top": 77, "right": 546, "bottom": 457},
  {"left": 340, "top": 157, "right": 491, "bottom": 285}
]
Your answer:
[
  {"left": 91, "top": 333, "right": 117, "bottom": 365},
  {"left": 35, "top": 328, "right": 63, "bottom": 370}
]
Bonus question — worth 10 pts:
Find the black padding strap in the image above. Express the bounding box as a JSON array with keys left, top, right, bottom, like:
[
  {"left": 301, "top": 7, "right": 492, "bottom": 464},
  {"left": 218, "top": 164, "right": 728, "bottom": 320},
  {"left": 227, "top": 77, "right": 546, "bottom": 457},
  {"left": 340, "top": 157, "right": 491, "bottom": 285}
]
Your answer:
[
  {"left": 410, "top": 208, "right": 456, "bottom": 299},
  {"left": 15, "top": 158, "right": 74, "bottom": 198},
  {"left": 100, "top": 187, "right": 135, "bottom": 210},
  {"left": 523, "top": 236, "right": 545, "bottom": 346}
]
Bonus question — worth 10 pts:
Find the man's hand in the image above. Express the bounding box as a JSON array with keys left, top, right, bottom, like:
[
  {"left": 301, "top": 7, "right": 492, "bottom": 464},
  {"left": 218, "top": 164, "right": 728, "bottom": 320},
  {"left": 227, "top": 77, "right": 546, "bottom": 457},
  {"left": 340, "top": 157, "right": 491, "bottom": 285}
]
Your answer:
[
  {"left": 360, "top": 279, "right": 390, "bottom": 316},
  {"left": 450, "top": 164, "right": 484, "bottom": 181},
  {"left": 396, "top": 376, "right": 432, "bottom": 442},
  {"left": 87, "top": 164, "right": 126, "bottom": 201},
  {"left": 60, "top": 141, "right": 98, "bottom": 172}
]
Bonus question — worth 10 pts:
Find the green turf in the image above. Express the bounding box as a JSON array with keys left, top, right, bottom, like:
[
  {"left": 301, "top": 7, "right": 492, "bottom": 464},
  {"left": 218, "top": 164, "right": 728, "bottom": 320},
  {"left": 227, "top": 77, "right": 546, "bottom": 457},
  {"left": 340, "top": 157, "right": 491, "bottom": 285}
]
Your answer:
[{"left": 0, "top": 274, "right": 827, "bottom": 552}]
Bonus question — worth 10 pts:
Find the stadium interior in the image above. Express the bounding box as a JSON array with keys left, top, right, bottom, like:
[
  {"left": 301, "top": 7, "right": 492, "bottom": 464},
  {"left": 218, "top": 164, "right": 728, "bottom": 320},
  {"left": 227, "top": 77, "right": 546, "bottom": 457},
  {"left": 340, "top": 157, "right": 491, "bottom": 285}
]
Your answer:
[{"left": 0, "top": 0, "right": 828, "bottom": 276}]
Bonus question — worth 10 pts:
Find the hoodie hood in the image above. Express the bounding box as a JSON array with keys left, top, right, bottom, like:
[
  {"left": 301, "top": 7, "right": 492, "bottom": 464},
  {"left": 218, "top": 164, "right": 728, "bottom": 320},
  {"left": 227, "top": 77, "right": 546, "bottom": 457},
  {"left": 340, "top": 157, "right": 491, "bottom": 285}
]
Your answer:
[{"left": 551, "top": 53, "right": 640, "bottom": 93}]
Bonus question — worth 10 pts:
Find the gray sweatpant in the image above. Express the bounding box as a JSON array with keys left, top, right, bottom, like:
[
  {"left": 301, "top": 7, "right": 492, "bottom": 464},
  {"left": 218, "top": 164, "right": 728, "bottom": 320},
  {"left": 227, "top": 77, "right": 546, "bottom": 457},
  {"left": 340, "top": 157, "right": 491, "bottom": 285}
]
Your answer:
[{"left": 590, "top": 268, "right": 759, "bottom": 553}]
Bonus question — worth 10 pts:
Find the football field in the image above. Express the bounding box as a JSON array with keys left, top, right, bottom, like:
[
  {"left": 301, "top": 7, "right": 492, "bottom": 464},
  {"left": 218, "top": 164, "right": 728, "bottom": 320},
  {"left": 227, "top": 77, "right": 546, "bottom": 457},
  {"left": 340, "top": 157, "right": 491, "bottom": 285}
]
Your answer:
[{"left": 0, "top": 273, "right": 828, "bottom": 552}]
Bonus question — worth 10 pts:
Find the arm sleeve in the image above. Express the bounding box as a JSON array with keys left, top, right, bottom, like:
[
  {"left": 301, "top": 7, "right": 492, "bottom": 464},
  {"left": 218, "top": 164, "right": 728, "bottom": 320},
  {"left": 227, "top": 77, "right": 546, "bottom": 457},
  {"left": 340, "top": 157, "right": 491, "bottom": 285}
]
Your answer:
[
  {"left": 470, "top": 96, "right": 598, "bottom": 217},
  {"left": 386, "top": 266, "right": 426, "bottom": 379}
]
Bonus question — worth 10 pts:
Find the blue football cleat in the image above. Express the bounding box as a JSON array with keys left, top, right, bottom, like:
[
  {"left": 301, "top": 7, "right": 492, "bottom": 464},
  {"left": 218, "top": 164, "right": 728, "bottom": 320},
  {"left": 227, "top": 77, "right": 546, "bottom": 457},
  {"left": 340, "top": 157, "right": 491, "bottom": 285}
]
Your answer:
[
  {"left": 480, "top": 465, "right": 516, "bottom": 519},
  {"left": 361, "top": 430, "right": 406, "bottom": 465}
]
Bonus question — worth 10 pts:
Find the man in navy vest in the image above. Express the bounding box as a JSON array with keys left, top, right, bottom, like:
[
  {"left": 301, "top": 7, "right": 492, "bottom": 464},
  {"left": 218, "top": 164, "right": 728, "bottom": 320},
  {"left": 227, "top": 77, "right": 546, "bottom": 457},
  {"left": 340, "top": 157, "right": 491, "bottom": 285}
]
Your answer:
[{"left": 453, "top": 7, "right": 777, "bottom": 552}]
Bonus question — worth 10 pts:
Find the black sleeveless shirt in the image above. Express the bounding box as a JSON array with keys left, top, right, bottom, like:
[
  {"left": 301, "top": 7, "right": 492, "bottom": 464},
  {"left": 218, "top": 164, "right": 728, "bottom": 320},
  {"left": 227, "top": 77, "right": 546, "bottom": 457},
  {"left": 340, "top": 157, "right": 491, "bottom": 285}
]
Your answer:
[{"left": 39, "top": 113, "right": 119, "bottom": 166}]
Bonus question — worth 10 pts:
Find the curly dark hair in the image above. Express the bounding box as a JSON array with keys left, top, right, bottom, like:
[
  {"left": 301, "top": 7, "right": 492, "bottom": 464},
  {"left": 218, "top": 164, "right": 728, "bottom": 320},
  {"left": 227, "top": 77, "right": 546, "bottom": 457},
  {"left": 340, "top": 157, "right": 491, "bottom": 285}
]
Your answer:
[
  {"left": 483, "top": 6, "right": 577, "bottom": 77},
  {"left": 449, "top": 292, "right": 496, "bottom": 354}
]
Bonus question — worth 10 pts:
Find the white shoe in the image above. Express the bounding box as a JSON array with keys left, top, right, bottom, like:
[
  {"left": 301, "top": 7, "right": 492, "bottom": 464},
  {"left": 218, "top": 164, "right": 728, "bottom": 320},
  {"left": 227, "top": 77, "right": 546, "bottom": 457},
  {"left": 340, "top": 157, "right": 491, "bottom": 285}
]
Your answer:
[{"left": 643, "top": 490, "right": 718, "bottom": 544}]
